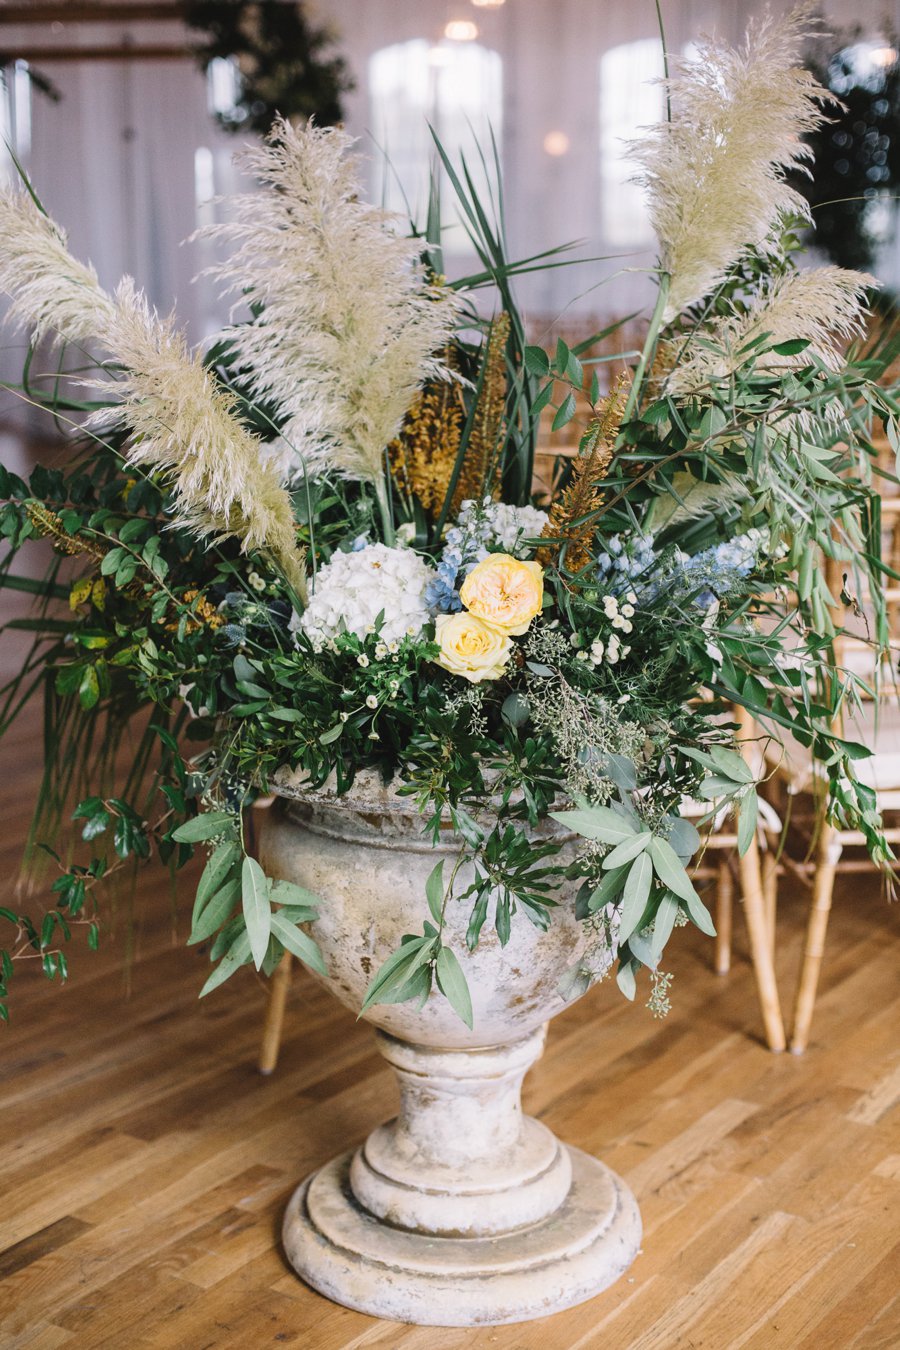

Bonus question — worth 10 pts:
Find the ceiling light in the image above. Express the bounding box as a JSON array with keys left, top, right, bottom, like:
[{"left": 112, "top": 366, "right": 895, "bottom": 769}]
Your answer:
[
  {"left": 543, "top": 131, "right": 570, "bottom": 156},
  {"left": 472, "top": 0, "right": 506, "bottom": 8},
  {"left": 444, "top": 20, "right": 479, "bottom": 41}
]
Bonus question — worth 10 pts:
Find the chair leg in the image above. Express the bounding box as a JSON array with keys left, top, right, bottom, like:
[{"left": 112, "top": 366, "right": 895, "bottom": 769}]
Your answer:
[
  {"left": 762, "top": 851, "right": 778, "bottom": 961},
  {"left": 715, "top": 860, "right": 733, "bottom": 975},
  {"left": 258, "top": 951, "right": 293, "bottom": 1075},
  {"left": 790, "top": 824, "right": 842, "bottom": 1056},
  {"left": 737, "top": 834, "right": 786, "bottom": 1052}
]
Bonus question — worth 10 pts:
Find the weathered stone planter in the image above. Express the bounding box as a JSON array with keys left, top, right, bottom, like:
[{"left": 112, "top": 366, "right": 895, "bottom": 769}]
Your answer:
[{"left": 259, "top": 779, "right": 641, "bottom": 1326}]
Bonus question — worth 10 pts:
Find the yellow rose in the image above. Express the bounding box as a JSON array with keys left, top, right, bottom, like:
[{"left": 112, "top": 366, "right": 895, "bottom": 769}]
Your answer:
[
  {"left": 459, "top": 554, "right": 544, "bottom": 636},
  {"left": 434, "top": 612, "right": 513, "bottom": 683}
]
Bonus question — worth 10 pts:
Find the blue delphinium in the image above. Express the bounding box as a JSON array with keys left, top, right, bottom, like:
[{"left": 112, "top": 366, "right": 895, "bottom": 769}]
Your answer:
[
  {"left": 678, "top": 532, "right": 765, "bottom": 609},
  {"left": 596, "top": 533, "right": 659, "bottom": 597},
  {"left": 425, "top": 545, "right": 465, "bottom": 613},
  {"left": 596, "top": 529, "right": 765, "bottom": 611}
]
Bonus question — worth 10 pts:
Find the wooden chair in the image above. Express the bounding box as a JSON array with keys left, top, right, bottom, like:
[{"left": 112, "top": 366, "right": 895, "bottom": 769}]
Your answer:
[
  {"left": 766, "top": 517, "right": 900, "bottom": 1053},
  {"left": 687, "top": 703, "right": 786, "bottom": 1053}
]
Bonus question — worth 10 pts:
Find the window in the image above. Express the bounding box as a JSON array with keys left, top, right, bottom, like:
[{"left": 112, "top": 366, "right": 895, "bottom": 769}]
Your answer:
[
  {"left": 369, "top": 39, "right": 502, "bottom": 256},
  {"left": 207, "top": 56, "right": 243, "bottom": 122},
  {"left": 0, "top": 61, "right": 33, "bottom": 184},
  {"left": 599, "top": 38, "right": 665, "bottom": 246}
]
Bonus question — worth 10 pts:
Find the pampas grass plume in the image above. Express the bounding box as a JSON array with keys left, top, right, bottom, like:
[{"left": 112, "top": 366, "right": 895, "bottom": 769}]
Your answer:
[
  {"left": 633, "top": 4, "right": 833, "bottom": 320},
  {"left": 667, "top": 266, "right": 874, "bottom": 395},
  {"left": 0, "top": 188, "right": 306, "bottom": 598},
  {"left": 198, "top": 118, "right": 460, "bottom": 484}
]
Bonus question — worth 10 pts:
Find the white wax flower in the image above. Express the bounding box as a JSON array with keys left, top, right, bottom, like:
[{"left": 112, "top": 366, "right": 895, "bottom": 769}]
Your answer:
[{"left": 296, "top": 543, "right": 436, "bottom": 650}]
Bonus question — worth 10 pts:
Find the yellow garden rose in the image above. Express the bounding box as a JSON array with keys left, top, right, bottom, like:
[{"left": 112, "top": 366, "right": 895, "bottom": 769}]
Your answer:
[
  {"left": 434, "top": 612, "right": 513, "bottom": 683},
  {"left": 459, "top": 554, "right": 544, "bottom": 636}
]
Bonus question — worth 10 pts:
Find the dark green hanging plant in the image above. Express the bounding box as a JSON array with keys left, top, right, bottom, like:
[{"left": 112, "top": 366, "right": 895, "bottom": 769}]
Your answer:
[
  {"left": 794, "top": 31, "right": 900, "bottom": 271},
  {"left": 182, "top": 0, "right": 354, "bottom": 136}
]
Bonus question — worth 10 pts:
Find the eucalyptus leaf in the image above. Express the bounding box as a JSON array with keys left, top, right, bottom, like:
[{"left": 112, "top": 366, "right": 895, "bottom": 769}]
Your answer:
[
  {"left": 189, "top": 877, "right": 241, "bottom": 945},
  {"left": 425, "top": 860, "right": 444, "bottom": 925},
  {"left": 737, "top": 787, "right": 759, "bottom": 856},
  {"left": 270, "top": 911, "right": 327, "bottom": 975},
  {"left": 648, "top": 836, "right": 701, "bottom": 905},
  {"left": 550, "top": 805, "right": 637, "bottom": 846},
  {"left": 435, "top": 945, "right": 474, "bottom": 1029},
  {"left": 698, "top": 775, "right": 742, "bottom": 799},
  {"left": 707, "top": 744, "right": 755, "bottom": 784},
  {"left": 241, "top": 856, "right": 272, "bottom": 971},
  {"left": 650, "top": 892, "right": 680, "bottom": 962},
  {"left": 269, "top": 879, "right": 321, "bottom": 910},
  {"left": 588, "top": 864, "right": 629, "bottom": 911},
  {"left": 616, "top": 958, "right": 638, "bottom": 1001},
  {"left": 199, "top": 929, "right": 251, "bottom": 997},
  {"left": 171, "top": 811, "right": 234, "bottom": 843},
  {"left": 679, "top": 885, "right": 717, "bottom": 936},
  {"left": 361, "top": 936, "right": 436, "bottom": 1013},
  {"left": 378, "top": 962, "right": 433, "bottom": 1007},
  {"left": 617, "top": 852, "right": 653, "bottom": 944},
  {"left": 665, "top": 816, "right": 701, "bottom": 862},
  {"left": 194, "top": 841, "right": 240, "bottom": 915},
  {"left": 602, "top": 831, "right": 652, "bottom": 871}
]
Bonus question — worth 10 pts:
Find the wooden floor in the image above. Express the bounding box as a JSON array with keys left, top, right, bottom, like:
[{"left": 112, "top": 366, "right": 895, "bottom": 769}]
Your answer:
[{"left": 2, "top": 787, "right": 899, "bottom": 1349}]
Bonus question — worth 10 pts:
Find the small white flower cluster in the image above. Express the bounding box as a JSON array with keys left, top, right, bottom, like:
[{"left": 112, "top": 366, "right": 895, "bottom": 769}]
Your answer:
[
  {"left": 602, "top": 591, "right": 636, "bottom": 634},
  {"left": 296, "top": 543, "right": 435, "bottom": 650},
  {"left": 574, "top": 591, "right": 637, "bottom": 667}
]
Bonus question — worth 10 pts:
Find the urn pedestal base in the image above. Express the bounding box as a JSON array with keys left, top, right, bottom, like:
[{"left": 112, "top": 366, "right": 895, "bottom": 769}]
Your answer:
[{"left": 282, "top": 1027, "right": 641, "bottom": 1326}]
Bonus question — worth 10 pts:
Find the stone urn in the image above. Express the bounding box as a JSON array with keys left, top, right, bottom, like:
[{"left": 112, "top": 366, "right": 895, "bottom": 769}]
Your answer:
[{"left": 258, "top": 775, "right": 641, "bottom": 1326}]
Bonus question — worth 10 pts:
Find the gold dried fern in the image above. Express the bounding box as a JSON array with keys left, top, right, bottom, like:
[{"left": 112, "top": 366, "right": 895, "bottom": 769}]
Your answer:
[
  {"left": 538, "top": 376, "right": 628, "bottom": 571},
  {"left": 451, "top": 312, "right": 510, "bottom": 513},
  {"left": 388, "top": 353, "right": 464, "bottom": 516}
]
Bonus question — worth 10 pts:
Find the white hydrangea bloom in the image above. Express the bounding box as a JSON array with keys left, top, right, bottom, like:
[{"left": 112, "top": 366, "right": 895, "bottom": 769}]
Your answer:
[{"left": 296, "top": 543, "right": 436, "bottom": 649}]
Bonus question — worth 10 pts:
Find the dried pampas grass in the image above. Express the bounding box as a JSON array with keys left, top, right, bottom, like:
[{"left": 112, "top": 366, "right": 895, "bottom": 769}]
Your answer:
[
  {"left": 0, "top": 189, "right": 306, "bottom": 599},
  {"left": 667, "top": 266, "right": 874, "bottom": 395},
  {"left": 0, "top": 190, "right": 115, "bottom": 347},
  {"left": 197, "top": 118, "right": 460, "bottom": 484},
  {"left": 632, "top": 5, "right": 833, "bottom": 320}
]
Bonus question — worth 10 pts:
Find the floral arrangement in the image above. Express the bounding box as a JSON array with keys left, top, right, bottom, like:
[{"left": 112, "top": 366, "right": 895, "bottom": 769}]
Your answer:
[{"left": 0, "top": 7, "right": 897, "bottom": 1027}]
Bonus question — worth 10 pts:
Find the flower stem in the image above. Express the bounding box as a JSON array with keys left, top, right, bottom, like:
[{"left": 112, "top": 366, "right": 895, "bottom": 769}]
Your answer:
[
  {"left": 622, "top": 272, "right": 671, "bottom": 425},
  {"left": 374, "top": 474, "right": 396, "bottom": 546}
]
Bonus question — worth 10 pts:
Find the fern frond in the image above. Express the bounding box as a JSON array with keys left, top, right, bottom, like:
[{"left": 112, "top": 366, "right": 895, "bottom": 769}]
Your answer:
[
  {"left": 539, "top": 376, "right": 628, "bottom": 570},
  {"left": 451, "top": 312, "right": 511, "bottom": 513}
]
